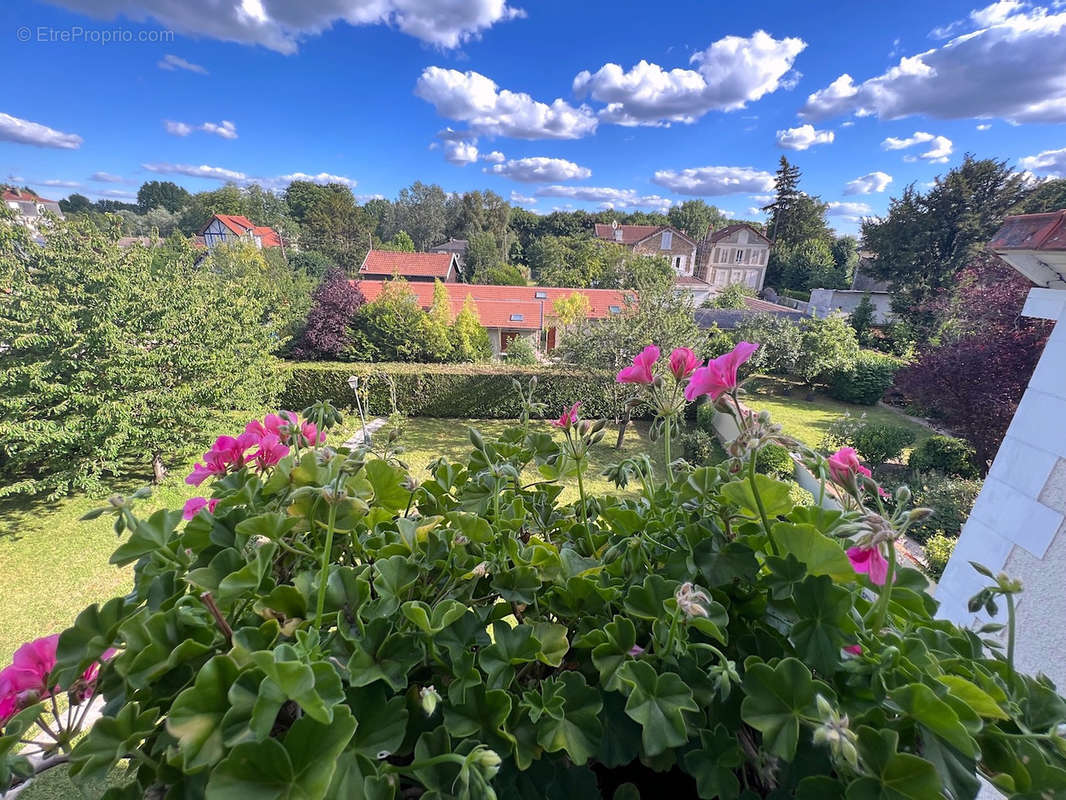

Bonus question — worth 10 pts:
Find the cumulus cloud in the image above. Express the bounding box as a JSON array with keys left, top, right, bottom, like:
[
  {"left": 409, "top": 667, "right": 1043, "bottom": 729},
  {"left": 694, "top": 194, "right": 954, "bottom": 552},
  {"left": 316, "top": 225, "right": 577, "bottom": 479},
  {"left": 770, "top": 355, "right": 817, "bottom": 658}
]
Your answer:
[
  {"left": 272, "top": 172, "right": 356, "bottom": 187},
  {"left": 1019, "top": 147, "right": 1066, "bottom": 178},
  {"left": 443, "top": 139, "right": 479, "bottom": 165},
  {"left": 164, "top": 119, "right": 238, "bottom": 139},
  {"left": 801, "top": 2, "right": 1066, "bottom": 123},
  {"left": 486, "top": 156, "right": 591, "bottom": 182},
  {"left": 38, "top": 178, "right": 83, "bottom": 188},
  {"left": 844, "top": 171, "right": 893, "bottom": 195},
  {"left": 827, "top": 201, "right": 872, "bottom": 215},
  {"left": 510, "top": 191, "right": 537, "bottom": 204},
  {"left": 775, "top": 124, "right": 834, "bottom": 150},
  {"left": 48, "top": 0, "right": 524, "bottom": 52},
  {"left": 416, "top": 67, "right": 597, "bottom": 139},
  {"left": 481, "top": 150, "right": 506, "bottom": 163},
  {"left": 158, "top": 54, "right": 207, "bottom": 74},
  {"left": 651, "top": 165, "right": 775, "bottom": 196},
  {"left": 976, "top": 123, "right": 992, "bottom": 130},
  {"left": 534, "top": 185, "right": 673, "bottom": 211},
  {"left": 143, "top": 162, "right": 248, "bottom": 181},
  {"left": 142, "top": 164, "right": 357, "bottom": 190},
  {"left": 881, "top": 131, "right": 953, "bottom": 162},
  {"left": 572, "top": 31, "right": 806, "bottom": 126},
  {"left": 90, "top": 171, "right": 126, "bottom": 183},
  {"left": 0, "top": 112, "right": 82, "bottom": 149}
]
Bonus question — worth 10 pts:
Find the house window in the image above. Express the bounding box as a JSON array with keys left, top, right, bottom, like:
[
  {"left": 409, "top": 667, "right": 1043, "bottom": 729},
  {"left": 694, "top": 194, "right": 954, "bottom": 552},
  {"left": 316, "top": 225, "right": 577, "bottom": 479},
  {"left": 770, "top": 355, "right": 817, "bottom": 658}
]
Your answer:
[
  {"left": 745, "top": 270, "right": 759, "bottom": 288},
  {"left": 510, "top": 314, "right": 524, "bottom": 322},
  {"left": 608, "top": 305, "right": 621, "bottom": 314},
  {"left": 534, "top": 291, "right": 547, "bottom": 299},
  {"left": 713, "top": 269, "right": 728, "bottom": 287},
  {"left": 735, "top": 248, "right": 745, "bottom": 264},
  {"left": 614, "top": 229, "right": 623, "bottom": 241},
  {"left": 661, "top": 230, "right": 672, "bottom": 249},
  {"left": 713, "top": 247, "right": 721, "bottom": 262},
  {"left": 673, "top": 255, "right": 685, "bottom": 273}
]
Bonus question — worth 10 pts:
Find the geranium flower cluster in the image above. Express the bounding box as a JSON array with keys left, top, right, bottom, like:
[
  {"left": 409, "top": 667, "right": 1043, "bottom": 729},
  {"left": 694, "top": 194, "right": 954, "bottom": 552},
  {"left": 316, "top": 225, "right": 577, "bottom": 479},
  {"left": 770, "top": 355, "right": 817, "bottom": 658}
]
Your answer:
[
  {"left": 0, "top": 635, "right": 113, "bottom": 724},
  {"left": 186, "top": 411, "right": 325, "bottom": 487}
]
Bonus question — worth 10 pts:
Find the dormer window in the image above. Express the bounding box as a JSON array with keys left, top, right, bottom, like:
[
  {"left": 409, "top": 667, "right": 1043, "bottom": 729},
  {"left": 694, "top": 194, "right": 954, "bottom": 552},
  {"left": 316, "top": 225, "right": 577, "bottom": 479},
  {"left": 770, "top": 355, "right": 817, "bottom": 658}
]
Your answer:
[
  {"left": 534, "top": 291, "right": 547, "bottom": 299},
  {"left": 661, "top": 230, "right": 672, "bottom": 249},
  {"left": 510, "top": 313, "right": 524, "bottom": 322},
  {"left": 608, "top": 305, "right": 621, "bottom": 314}
]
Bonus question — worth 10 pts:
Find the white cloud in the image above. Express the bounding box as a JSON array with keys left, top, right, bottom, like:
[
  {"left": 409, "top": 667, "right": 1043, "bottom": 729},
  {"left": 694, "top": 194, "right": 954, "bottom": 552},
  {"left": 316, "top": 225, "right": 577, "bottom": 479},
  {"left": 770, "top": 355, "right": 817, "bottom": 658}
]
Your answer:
[
  {"left": 1019, "top": 146, "right": 1066, "bottom": 177},
  {"left": 572, "top": 31, "right": 806, "bottom": 126},
  {"left": 844, "top": 171, "right": 893, "bottom": 195},
  {"left": 416, "top": 67, "right": 597, "bottom": 139},
  {"left": 775, "top": 124, "right": 834, "bottom": 150},
  {"left": 881, "top": 131, "right": 953, "bottom": 162},
  {"left": 840, "top": 120, "right": 855, "bottom": 127},
  {"left": 49, "top": 0, "right": 524, "bottom": 52},
  {"left": 38, "top": 178, "right": 82, "bottom": 188},
  {"left": 747, "top": 206, "right": 768, "bottom": 216},
  {"left": 534, "top": 185, "right": 673, "bottom": 211},
  {"left": 273, "top": 172, "right": 356, "bottom": 187},
  {"left": 651, "top": 165, "right": 775, "bottom": 196},
  {"left": 827, "top": 201, "right": 872, "bottom": 215},
  {"left": 158, "top": 54, "right": 207, "bottom": 74},
  {"left": 802, "top": 2, "right": 1066, "bottom": 124},
  {"left": 143, "top": 162, "right": 248, "bottom": 181},
  {"left": 90, "top": 171, "right": 126, "bottom": 183},
  {"left": 486, "top": 156, "right": 591, "bottom": 182},
  {"left": 0, "top": 112, "right": 82, "bottom": 149},
  {"left": 165, "top": 119, "right": 238, "bottom": 139},
  {"left": 481, "top": 150, "right": 506, "bottom": 163},
  {"left": 976, "top": 123, "right": 992, "bottom": 130},
  {"left": 510, "top": 191, "right": 537, "bottom": 204},
  {"left": 443, "top": 139, "right": 479, "bottom": 165}
]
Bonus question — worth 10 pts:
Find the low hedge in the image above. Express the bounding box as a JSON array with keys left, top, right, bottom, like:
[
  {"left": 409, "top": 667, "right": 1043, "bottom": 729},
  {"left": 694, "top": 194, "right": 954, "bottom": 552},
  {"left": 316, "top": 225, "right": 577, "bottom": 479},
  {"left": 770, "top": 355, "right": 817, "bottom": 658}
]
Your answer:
[
  {"left": 908, "top": 434, "right": 979, "bottom": 479},
  {"left": 279, "top": 361, "right": 640, "bottom": 419},
  {"left": 826, "top": 349, "right": 903, "bottom": 405}
]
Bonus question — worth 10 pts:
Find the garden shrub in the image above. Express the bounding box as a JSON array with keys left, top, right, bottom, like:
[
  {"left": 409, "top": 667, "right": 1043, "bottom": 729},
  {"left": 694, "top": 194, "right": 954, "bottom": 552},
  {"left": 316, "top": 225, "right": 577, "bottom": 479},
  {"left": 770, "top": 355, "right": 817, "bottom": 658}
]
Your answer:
[
  {"left": 909, "top": 473, "right": 982, "bottom": 544},
  {"left": 695, "top": 401, "right": 717, "bottom": 435},
  {"left": 850, "top": 423, "right": 916, "bottom": 466},
  {"left": 281, "top": 362, "right": 635, "bottom": 420},
  {"left": 755, "top": 442, "right": 794, "bottom": 478},
  {"left": 4, "top": 394, "right": 1060, "bottom": 799},
  {"left": 787, "top": 480, "right": 815, "bottom": 507},
  {"left": 826, "top": 350, "right": 903, "bottom": 406},
  {"left": 503, "top": 336, "right": 538, "bottom": 365},
  {"left": 679, "top": 428, "right": 717, "bottom": 465},
  {"left": 908, "top": 435, "right": 979, "bottom": 479},
  {"left": 924, "top": 532, "right": 957, "bottom": 579}
]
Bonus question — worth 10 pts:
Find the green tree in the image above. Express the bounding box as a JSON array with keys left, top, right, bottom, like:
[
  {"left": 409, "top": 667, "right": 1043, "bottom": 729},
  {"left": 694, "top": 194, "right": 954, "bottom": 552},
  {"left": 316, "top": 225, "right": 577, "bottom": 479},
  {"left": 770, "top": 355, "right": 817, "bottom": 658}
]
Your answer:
[
  {"left": 0, "top": 215, "right": 277, "bottom": 497},
  {"left": 349, "top": 277, "right": 427, "bottom": 362},
  {"left": 763, "top": 157, "right": 830, "bottom": 247},
  {"left": 667, "top": 200, "right": 730, "bottom": 242},
  {"left": 285, "top": 182, "right": 374, "bottom": 271},
  {"left": 137, "top": 180, "right": 190, "bottom": 213},
  {"left": 780, "top": 239, "right": 837, "bottom": 291},
  {"left": 1012, "top": 178, "right": 1066, "bottom": 214},
  {"left": 475, "top": 263, "right": 527, "bottom": 285},
  {"left": 794, "top": 315, "right": 860, "bottom": 389},
  {"left": 58, "top": 193, "right": 93, "bottom": 215},
  {"left": 419, "top": 279, "right": 455, "bottom": 362},
  {"left": 394, "top": 181, "right": 449, "bottom": 251},
  {"left": 380, "top": 230, "right": 415, "bottom": 252},
  {"left": 466, "top": 231, "right": 504, "bottom": 280},
  {"left": 289, "top": 250, "right": 334, "bottom": 279},
  {"left": 710, "top": 282, "right": 755, "bottom": 309},
  {"left": 849, "top": 294, "right": 876, "bottom": 346},
  {"left": 179, "top": 183, "right": 244, "bottom": 232},
  {"left": 450, "top": 295, "right": 493, "bottom": 362}
]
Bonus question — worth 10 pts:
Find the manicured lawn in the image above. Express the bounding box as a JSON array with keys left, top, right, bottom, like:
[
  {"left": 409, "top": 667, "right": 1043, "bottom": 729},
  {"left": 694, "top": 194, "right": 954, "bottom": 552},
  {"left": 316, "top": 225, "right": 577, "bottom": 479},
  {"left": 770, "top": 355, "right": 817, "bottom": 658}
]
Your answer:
[
  {"left": 743, "top": 379, "right": 933, "bottom": 453},
  {"left": 0, "top": 414, "right": 662, "bottom": 666}
]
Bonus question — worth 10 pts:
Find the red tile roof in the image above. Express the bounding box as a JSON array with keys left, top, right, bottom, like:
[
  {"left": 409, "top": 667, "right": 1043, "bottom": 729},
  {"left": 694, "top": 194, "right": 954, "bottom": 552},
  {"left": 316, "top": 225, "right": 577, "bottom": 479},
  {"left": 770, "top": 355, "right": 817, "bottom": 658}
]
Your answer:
[
  {"left": 2, "top": 188, "right": 53, "bottom": 203},
  {"left": 989, "top": 210, "right": 1066, "bottom": 252},
  {"left": 708, "top": 224, "right": 770, "bottom": 245},
  {"left": 211, "top": 214, "right": 257, "bottom": 235},
  {"left": 199, "top": 214, "right": 282, "bottom": 248},
  {"left": 253, "top": 226, "right": 281, "bottom": 247},
  {"left": 743, "top": 295, "right": 797, "bottom": 313},
  {"left": 355, "top": 280, "right": 633, "bottom": 327},
  {"left": 593, "top": 223, "right": 663, "bottom": 245},
  {"left": 359, "top": 250, "right": 457, "bottom": 278}
]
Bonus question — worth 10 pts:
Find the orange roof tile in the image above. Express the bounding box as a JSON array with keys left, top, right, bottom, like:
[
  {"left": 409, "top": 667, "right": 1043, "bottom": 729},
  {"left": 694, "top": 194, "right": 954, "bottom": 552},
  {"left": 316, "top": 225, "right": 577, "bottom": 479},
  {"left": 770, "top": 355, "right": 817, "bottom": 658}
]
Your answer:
[{"left": 360, "top": 250, "right": 457, "bottom": 278}]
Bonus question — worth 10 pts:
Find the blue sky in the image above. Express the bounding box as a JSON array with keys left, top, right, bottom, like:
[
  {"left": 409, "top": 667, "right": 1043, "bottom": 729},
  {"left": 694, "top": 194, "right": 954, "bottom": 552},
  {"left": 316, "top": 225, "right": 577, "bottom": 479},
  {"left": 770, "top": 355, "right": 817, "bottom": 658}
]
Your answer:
[{"left": 2, "top": 0, "right": 1065, "bottom": 233}]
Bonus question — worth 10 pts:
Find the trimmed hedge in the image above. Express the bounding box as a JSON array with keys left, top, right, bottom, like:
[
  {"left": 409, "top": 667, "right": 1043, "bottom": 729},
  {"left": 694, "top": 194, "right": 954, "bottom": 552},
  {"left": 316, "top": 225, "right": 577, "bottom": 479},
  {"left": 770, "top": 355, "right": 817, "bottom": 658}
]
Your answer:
[
  {"left": 279, "top": 361, "right": 640, "bottom": 419},
  {"left": 908, "top": 435, "right": 979, "bottom": 479},
  {"left": 826, "top": 349, "right": 903, "bottom": 406}
]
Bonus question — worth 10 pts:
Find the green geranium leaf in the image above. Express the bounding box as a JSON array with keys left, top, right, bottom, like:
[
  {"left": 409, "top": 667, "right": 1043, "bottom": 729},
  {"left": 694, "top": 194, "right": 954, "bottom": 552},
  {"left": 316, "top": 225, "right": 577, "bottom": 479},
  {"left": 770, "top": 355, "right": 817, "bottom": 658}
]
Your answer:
[
  {"left": 623, "top": 575, "right": 678, "bottom": 621},
  {"left": 682, "top": 725, "right": 742, "bottom": 800},
  {"left": 935, "top": 675, "right": 1008, "bottom": 720},
  {"left": 218, "top": 541, "right": 278, "bottom": 601},
  {"left": 110, "top": 508, "right": 183, "bottom": 566},
  {"left": 592, "top": 615, "right": 638, "bottom": 691},
  {"left": 720, "top": 474, "right": 794, "bottom": 519},
  {"left": 54, "top": 596, "right": 133, "bottom": 686},
  {"left": 443, "top": 685, "right": 513, "bottom": 751},
  {"left": 234, "top": 512, "right": 298, "bottom": 542},
  {"left": 491, "top": 566, "right": 541, "bottom": 605},
  {"left": 693, "top": 539, "right": 760, "bottom": 589},
  {"left": 773, "top": 523, "right": 855, "bottom": 583},
  {"left": 789, "top": 575, "right": 850, "bottom": 675},
  {"left": 364, "top": 459, "right": 411, "bottom": 512},
  {"left": 740, "top": 658, "right": 829, "bottom": 760},
  {"left": 251, "top": 646, "right": 345, "bottom": 725},
  {"left": 346, "top": 627, "right": 426, "bottom": 692},
  {"left": 534, "top": 622, "right": 569, "bottom": 667},
  {"left": 480, "top": 622, "right": 540, "bottom": 688},
  {"left": 888, "top": 683, "right": 978, "bottom": 757},
  {"left": 616, "top": 660, "right": 698, "bottom": 757},
  {"left": 846, "top": 727, "right": 942, "bottom": 800},
  {"left": 401, "top": 599, "right": 467, "bottom": 634},
  {"left": 69, "top": 702, "right": 159, "bottom": 784},
  {"left": 206, "top": 706, "right": 356, "bottom": 799},
  {"left": 167, "top": 654, "right": 244, "bottom": 771},
  {"left": 528, "top": 672, "right": 603, "bottom": 766},
  {"left": 345, "top": 684, "right": 408, "bottom": 758}
]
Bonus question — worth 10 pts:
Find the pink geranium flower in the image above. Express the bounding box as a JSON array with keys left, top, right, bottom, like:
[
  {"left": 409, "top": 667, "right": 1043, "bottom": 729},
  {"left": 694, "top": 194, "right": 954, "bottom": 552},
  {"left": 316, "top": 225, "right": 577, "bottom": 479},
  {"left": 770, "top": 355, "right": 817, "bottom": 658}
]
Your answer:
[
  {"left": 847, "top": 545, "right": 890, "bottom": 585},
  {"left": 252, "top": 433, "right": 290, "bottom": 469},
  {"left": 550, "top": 402, "right": 582, "bottom": 429},
  {"left": 684, "top": 341, "right": 759, "bottom": 401},
  {"left": 616, "top": 345, "right": 660, "bottom": 384},
  {"left": 300, "top": 421, "right": 325, "bottom": 446},
  {"left": 0, "top": 691, "right": 16, "bottom": 723},
  {"left": 668, "top": 347, "right": 700, "bottom": 381},
  {"left": 828, "top": 447, "right": 889, "bottom": 498},
  {"left": 182, "top": 497, "right": 219, "bottom": 521},
  {"left": 843, "top": 644, "right": 863, "bottom": 656}
]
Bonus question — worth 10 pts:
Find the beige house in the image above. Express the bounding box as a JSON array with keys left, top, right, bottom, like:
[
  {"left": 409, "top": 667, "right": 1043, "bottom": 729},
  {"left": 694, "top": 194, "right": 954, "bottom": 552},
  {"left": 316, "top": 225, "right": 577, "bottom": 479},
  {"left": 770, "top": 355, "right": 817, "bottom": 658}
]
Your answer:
[
  {"left": 593, "top": 223, "right": 698, "bottom": 278},
  {"left": 701, "top": 224, "right": 771, "bottom": 292}
]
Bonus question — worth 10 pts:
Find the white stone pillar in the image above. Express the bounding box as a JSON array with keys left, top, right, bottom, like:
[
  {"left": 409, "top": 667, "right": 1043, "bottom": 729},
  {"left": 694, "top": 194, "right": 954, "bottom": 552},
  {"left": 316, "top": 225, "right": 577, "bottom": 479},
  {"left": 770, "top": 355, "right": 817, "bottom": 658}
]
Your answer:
[{"left": 936, "top": 288, "right": 1066, "bottom": 686}]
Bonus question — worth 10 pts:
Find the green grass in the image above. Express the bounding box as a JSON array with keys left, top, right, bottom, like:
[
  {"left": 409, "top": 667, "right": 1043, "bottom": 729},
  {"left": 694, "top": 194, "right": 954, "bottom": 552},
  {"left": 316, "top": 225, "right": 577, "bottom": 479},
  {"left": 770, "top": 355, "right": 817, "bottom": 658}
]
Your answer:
[
  {"left": 0, "top": 414, "right": 662, "bottom": 666},
  {"left": 743, "top": 379, "right": 933, "bottom": 453}
]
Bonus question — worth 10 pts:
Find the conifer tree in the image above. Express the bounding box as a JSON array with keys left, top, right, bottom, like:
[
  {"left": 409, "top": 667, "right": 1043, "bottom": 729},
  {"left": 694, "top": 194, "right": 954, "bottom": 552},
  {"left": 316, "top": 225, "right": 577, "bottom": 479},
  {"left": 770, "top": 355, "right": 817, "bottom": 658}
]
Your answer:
[
  {"left": 419, "top": 279, "right": 455, "bottom": 362},
  {"left": 449, "top": 295, "right": 492, "bottom": 362}
]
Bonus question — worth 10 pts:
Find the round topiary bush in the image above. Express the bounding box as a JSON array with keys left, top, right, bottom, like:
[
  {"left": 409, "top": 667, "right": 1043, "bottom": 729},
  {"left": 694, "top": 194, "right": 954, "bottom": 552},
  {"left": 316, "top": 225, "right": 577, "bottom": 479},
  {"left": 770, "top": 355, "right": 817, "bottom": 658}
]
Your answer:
[
  {"left": 755, "top": 442, "right": 794, "bottom": 478},
  {"left": 826, "top": 350, "right": 903, "bottom": 406},
  {"left": 908, "top": 435, "right": 980, "bottom": 479}
]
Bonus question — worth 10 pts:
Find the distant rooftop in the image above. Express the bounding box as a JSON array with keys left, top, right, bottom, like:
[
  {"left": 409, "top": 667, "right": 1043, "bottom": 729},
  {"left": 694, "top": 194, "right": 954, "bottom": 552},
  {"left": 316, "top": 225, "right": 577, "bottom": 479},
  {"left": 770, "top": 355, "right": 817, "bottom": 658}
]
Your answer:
[{"left": 989, "top": 209, "right": 1066, "bottom": 289}]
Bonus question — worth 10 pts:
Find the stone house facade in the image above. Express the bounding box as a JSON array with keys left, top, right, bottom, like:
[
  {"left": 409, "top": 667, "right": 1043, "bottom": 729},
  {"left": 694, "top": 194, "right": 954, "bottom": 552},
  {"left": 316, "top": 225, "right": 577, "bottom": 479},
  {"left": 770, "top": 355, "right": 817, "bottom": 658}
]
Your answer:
[
  {"left": 700, "top": 224, "right": 771, "bottom": 292},
  {"left": 593, "top": 223, "right": 698, "bottom": 279}
]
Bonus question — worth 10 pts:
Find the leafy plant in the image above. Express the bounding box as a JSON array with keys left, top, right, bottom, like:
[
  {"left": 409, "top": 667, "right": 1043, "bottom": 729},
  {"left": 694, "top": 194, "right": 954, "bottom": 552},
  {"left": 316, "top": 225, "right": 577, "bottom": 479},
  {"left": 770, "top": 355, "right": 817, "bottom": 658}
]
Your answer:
[
  {"left": 826, "top": 349, "right": 902, "bottom": 406},
  {"left": 850, "top": 423, "right": 916, "bottom": 466},
  {"left": 2, "top": 379, "right": 1063, "bottom": 799},
  {"left": 503, "top": 336, "right": 538, "bottom": 365},
  {"left": 924, "top": 532, "right": 955, "bottom": 579},
  {"left": 909, "top": 435, "right": 979, "bottom": 479},
  {"left": 908, "top": 473, "right": 982, "bottom": 544}
]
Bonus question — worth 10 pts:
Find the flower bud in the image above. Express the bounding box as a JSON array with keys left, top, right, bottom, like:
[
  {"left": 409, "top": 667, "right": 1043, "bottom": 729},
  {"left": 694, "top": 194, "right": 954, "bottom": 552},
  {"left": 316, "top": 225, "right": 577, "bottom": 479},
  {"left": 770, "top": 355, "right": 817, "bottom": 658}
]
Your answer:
[
  {"left": 108, "top": 494, "right": 126, "bottom": 508},
  {"left": 472, "top": 748, "right": 502, "bottom": 780},
  {"left": 907, "top": 507, "right": 933, "bottom": 523},
  {"left": 420, "top": 685, "right": 441, "bottom": 716},
  {"left": 894, "top": 484, "right": 912, "bottom": 505},
  {"left": 454, "top": 534, "right": 469, "bottom": 546},
  {"left": 471, "top": 561, "right": 490, "bottom": 579}
]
